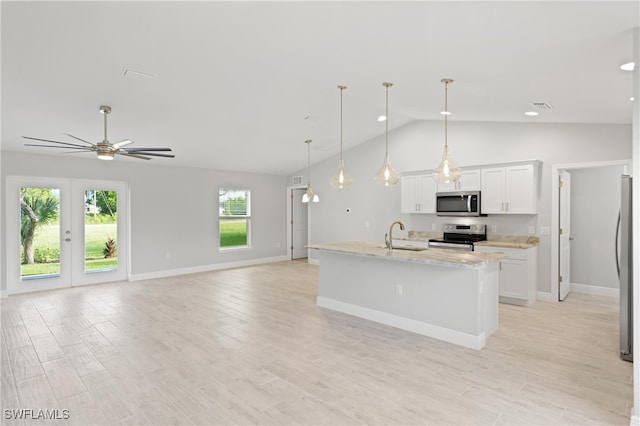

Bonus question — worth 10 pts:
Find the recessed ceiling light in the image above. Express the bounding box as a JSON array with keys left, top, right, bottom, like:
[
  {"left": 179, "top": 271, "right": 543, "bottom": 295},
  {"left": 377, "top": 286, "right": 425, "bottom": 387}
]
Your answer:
[
  {"left": 377, "top": 115, "right": 387, "bottom": 122},
  {"left": 621, "top": 62, "right": 635, "bottom": 71},
  {"left": 440, "top": 111, "right": 451, "bottom": 116},
  {"left": 524, "top": 111, "right": 539, "bottom": 116}
]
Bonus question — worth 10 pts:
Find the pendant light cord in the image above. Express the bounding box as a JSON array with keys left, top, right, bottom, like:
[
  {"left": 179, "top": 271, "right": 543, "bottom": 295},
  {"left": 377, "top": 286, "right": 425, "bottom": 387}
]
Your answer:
[
  {"left": 444, "top": 80, "right": 448, "bottom": 150},
  {"left": 383, "top": 82, "right": 392, "bottom": 158},
  {"left": 306, "top": 140, "right": 311, "bottom": 186},
  {"left": 339, "top": 86, "right": 345, "bottom": 161}
]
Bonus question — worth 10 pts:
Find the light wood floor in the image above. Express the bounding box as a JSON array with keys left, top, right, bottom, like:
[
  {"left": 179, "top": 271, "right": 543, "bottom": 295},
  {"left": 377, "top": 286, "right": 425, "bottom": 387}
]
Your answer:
[{"left": 1, "top": 260, "right": 633, "bottom": 425}]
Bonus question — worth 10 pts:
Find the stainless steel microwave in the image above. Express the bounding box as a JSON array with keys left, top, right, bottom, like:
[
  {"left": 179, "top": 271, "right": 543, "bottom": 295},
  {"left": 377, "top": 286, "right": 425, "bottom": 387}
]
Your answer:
[{"left": 436, "top": 191, "right": 483, "bottom": 216}]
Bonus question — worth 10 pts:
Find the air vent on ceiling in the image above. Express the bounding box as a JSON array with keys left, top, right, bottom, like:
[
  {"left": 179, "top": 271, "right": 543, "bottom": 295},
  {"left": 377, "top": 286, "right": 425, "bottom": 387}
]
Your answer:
[
  {"left": 530, "top": 102, "right": 553, "bottom": 110},
  {"left": 292, "top": 176, "right": 303, "bottom": 185}
]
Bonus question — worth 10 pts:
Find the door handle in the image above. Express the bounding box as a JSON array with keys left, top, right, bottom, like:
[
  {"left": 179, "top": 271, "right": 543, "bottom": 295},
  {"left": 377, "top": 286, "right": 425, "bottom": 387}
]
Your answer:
[{"left": 65, "top": 238, "right": 71, "bottom": 242}]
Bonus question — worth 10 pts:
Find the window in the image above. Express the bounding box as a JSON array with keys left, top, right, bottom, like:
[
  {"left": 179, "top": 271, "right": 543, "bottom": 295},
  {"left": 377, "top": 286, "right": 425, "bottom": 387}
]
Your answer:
[{"left": 219, "top": 188, "right": 251, "bottom": 249}]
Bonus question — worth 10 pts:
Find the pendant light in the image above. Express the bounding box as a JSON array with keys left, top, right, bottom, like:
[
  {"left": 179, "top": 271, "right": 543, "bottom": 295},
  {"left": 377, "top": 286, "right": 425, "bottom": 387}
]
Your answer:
[
  {"left": 375, "top": 82, "right": 400, "bottom": 186},
  {"left": 302, "top": 139, "right": 319, "bottom": 203},
  {"left": 433, "top": 78, "right": 461, "bottom": 183},
  {"left": 330, "top": 85, "right": 353, "bottom": 189}
]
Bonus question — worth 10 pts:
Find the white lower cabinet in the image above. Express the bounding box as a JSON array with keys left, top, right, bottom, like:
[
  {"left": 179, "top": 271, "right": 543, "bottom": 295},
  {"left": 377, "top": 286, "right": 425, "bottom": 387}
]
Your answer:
[{"left": 474, "top": 245, "right": 538, "bottom": 306}]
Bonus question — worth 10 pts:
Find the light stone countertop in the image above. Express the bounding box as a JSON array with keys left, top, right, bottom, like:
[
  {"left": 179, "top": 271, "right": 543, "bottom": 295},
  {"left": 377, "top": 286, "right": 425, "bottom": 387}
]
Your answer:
[
  {"left": 395, "top": 231, "right": 539, "bottom": 249},
  {"left": 475, "top": 236, "right": 539, "bottom": 249},
  {"left": 307, "top": 241, "right": 504, "bottom": 270}
]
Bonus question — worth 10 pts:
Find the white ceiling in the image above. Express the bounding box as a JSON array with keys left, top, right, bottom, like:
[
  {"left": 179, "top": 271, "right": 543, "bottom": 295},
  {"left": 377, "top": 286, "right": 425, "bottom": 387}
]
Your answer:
[{"left": 2, "top": 1, "right": 638, "bottom": 175}]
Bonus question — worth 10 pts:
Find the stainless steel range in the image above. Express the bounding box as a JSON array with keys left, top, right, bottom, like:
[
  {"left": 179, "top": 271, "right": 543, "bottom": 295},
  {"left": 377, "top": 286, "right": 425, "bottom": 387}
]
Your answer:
[{"left": 428, "top": 224, "right": 487, "bottom": 251}]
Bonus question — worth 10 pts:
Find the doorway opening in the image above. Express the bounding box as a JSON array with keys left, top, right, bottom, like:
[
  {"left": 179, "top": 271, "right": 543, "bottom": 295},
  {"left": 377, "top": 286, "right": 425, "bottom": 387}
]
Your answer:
[
  {"left": 286, "top": 186, "right": 309, "bottom": 260},
  {"left": 551, "top": 160, "right": 631, "bottom": 302}
]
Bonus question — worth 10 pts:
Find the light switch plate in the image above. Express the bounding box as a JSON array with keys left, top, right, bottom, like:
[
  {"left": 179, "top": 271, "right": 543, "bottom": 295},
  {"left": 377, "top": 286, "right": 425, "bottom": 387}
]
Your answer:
[{"left": 540, "top": 226, "right": 551, "bottom": 235}]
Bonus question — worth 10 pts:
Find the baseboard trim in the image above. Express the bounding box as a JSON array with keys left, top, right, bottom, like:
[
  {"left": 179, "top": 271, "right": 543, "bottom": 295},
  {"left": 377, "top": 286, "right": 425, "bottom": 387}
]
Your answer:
[
  {"left": 536, "top": 291, "right": 555, "bottom": 302},
  {"left": 316, "top": 296, "right": 486, "bottom": 350},
  {"left": 570, "top": 282, "right": 619, "bottom": 299},
  {"left": 308, "top": 258, "right": 320, "bottom": 265},
  {"left": 128, "top": 255, "right": 289, "bottom": 281}
]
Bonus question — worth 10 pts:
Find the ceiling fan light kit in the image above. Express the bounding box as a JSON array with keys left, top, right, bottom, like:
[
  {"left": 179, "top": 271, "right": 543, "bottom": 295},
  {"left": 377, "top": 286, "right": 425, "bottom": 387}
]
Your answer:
[
  {"left": 23, "top": 105, "right": 174, "bottom": 161},
  {"left": 302, "top": 139, "right": 319, "bottom": 203}
]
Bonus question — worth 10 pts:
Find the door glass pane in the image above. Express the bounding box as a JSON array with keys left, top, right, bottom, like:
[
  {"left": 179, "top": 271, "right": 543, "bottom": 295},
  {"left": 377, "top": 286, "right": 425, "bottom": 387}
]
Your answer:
[
  {"left": 20, "top": 187, "right": 61, "bottom": 279},
  {"left": 85, "top": 189, "right": 118, "bottom": 273}
]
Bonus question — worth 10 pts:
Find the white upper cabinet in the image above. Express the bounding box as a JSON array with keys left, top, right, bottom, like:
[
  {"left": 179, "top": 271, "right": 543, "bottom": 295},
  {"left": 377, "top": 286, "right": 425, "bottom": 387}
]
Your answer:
[
  {"left": 481, "top": 163, "right": 538, "bottom": 214},
  {"left": 437, "top": 169, "right": 481, "bottom": 192},
  {"left": 401, "top": 175, "right": 437, "bottom": 214}
]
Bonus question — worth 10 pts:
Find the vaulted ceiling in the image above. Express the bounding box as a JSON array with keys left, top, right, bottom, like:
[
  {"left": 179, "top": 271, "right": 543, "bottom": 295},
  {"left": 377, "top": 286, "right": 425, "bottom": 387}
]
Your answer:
[{"left": 2, "top": 1, "right": 638, "bottom": 174}]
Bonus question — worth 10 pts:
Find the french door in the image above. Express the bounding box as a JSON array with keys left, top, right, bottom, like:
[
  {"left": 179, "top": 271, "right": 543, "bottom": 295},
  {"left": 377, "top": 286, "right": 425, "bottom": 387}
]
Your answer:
[{"left": 6, "top": 176, "right": 128, "bottom": 295}]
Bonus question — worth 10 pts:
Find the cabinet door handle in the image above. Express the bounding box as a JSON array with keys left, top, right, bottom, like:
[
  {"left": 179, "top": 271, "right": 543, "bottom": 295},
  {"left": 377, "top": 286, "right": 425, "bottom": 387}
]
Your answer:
[
  {"left": 501, "top": 202, "right": 505, "bottom": 212},
  {"left": 505, "top": 202, "right": 509, "bottom": 212}
]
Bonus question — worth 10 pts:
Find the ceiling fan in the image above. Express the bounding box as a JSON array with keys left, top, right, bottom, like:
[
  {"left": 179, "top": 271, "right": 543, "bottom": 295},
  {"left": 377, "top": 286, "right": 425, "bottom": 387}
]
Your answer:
[{"left": 23, "top": 105, "right": 175, "bottom": 161}]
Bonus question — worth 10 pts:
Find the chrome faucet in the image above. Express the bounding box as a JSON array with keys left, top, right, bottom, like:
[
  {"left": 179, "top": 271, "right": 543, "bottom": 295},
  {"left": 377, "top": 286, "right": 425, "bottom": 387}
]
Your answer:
[{"left": 385, "top": 220, "right": 405, "bottom": 252}]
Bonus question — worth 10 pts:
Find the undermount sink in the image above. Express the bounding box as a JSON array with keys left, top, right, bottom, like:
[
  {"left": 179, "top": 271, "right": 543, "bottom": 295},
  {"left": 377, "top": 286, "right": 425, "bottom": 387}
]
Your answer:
[
  {"left": 394, "top": 246, "right": 429, "bottom": 251},
  {"left": 379, "top": 244, "right": 428, "bottom": 251}
]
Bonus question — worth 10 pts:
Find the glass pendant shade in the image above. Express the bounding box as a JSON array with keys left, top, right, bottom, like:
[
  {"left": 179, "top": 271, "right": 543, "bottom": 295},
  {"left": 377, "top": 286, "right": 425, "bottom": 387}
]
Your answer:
[
  {"left": 375, "top": 154, "right": 400, "bottom": 186},
  {"left": 433, "top": 145, "right": 461, "bottom": 183},
  {"left": 330, "top": 159, "right": 353, "bottom": 189},
  {"left": 330, "top": 85, "right": 352, "bottom": 189},
  {"left": 375, "top": 82, "right": 400, "bottom": 186},
  {"left": 433, "top": 78, "right": 461, "bottom": 183}
]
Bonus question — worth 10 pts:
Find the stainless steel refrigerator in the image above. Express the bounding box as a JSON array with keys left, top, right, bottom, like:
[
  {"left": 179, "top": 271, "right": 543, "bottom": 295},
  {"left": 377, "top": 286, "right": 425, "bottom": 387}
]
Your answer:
[{"left": 617, "top": 175, "right": 633, "bottom": 362}]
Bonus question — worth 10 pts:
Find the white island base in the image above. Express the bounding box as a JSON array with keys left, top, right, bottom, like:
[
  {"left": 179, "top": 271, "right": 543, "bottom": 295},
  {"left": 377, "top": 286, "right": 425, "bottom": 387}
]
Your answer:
[{"left": 313, "top": 245, "right": 500, "bottom": 350}]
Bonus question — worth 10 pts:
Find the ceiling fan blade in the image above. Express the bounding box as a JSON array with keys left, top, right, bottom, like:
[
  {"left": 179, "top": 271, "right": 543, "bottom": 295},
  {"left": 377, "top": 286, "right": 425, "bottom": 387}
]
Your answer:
[
  {"left": 63, "top": 133, "right": 96, "bottom": 147},
  {"left": 123, "top": 147, "right": 173, "bottom": 152},
  {"left": 24, "top": 143, "right": 94, "bottom": 151},
  {"left": 120, "top": 153, "right": 152, "bottom": 160},
  {"left": 121, "top": 152, "right": 175, "bottom": 158},
  {"left": 112, "top": 139, "right": 134, "bottom": 149},
  {"left": 23, "top": 136, "right": 92, "bottom": 149}
]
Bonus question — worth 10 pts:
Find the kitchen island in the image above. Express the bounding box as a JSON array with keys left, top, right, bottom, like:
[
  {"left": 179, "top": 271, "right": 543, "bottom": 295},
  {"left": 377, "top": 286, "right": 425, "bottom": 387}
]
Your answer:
[{"left": 308, "top": 241, "right": 504, "bottom": 350}]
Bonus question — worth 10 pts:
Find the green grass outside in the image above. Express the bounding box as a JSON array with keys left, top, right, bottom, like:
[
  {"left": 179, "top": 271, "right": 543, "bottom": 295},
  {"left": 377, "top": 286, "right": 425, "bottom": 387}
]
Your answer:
[
  {"left": 21, "top": 223, "right": 118, "bottom": 276},
  {"left": 220, "top": 219, "right": 248, "bottom": 247}
]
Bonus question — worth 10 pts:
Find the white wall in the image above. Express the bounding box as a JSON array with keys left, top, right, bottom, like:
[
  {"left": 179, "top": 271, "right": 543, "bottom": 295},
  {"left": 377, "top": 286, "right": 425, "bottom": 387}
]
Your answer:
[
  {"left": 1, "top": 151, "right": 288, "bottom": 292},
  {"left": 295, "top": 120, "right": 631, "bottom": 295},
  {"left": 569, "top": 166, "right": 626, "bottom": 289}
]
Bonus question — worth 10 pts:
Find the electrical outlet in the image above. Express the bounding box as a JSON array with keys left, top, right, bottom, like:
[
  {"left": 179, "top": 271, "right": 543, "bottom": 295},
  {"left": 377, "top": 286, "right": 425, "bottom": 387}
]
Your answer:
[
  {"left": 431, "top": 223, "right": 437, "bottom": 231},
  {"left": 528, "top": 226, "right": 536, "bottom": 234},
  {"left": 166, "top": 251, "right": 172, "bottom": 259},
  {"left": 276, "top": 242, "right": 281, "bottom": 248},
  {"left": 395, "top": 283, "right": 403, "bottom": 296},
  {"left": 540, "top": 226, "right": 551, "bottom": 235},
  {"left": 490, "top": 225, "right": 497, "bottom": 233}
]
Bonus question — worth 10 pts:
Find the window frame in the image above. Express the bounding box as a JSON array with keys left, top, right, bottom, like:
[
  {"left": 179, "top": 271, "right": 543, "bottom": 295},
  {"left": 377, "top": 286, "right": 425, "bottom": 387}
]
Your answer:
[{"left": 218, "top": 188, "right": 251, "bottom": 251}]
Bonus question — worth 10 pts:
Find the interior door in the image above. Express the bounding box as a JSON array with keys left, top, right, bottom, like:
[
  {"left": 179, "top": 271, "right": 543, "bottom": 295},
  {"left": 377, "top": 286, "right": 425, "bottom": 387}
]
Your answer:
[
  {"left": 6, "top": 176, "right": 128, "bottom": 294},
  {"left": 559, "top": 170, "right": 572, "bottom": 300},
  {"left": 291, "top": 188, "right": 309, "bottom": 259}
]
